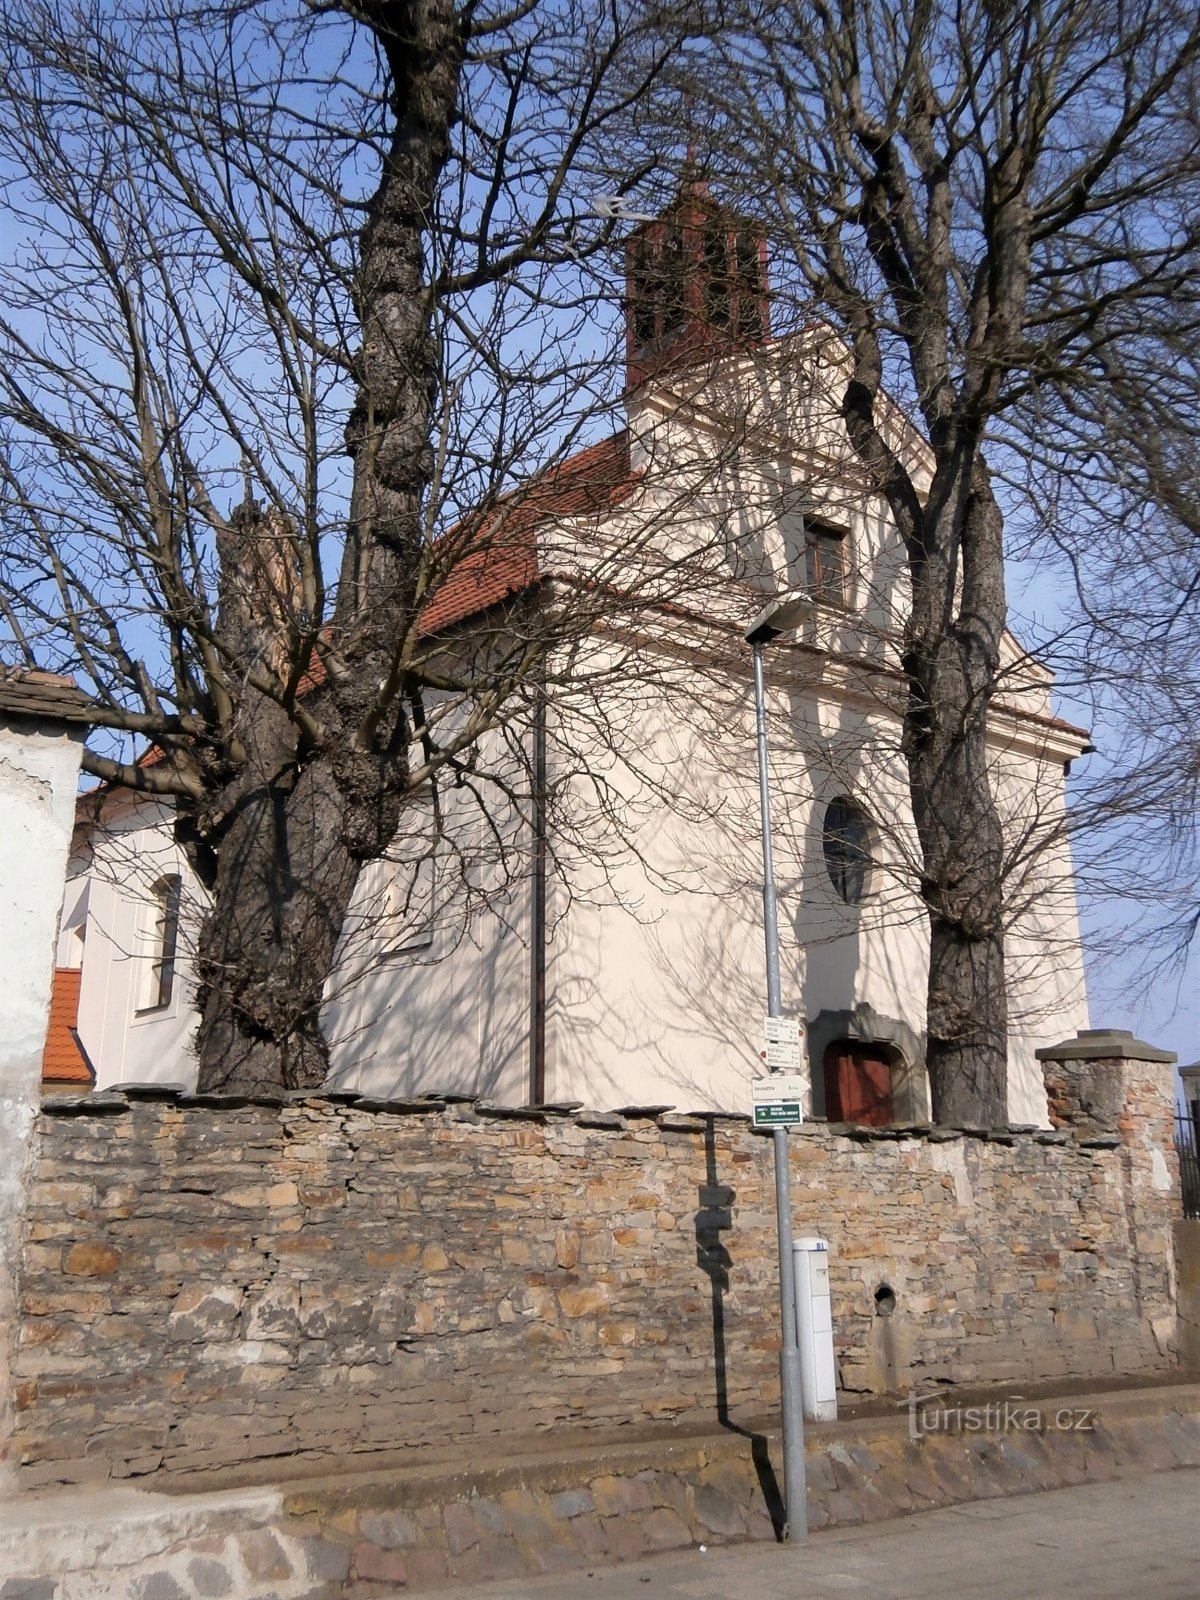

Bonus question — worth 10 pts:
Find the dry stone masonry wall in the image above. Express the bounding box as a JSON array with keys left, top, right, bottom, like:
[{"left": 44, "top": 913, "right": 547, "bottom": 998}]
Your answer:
[{"left": 12, "top": 1065, "right": 1181, "bottom": 1491}]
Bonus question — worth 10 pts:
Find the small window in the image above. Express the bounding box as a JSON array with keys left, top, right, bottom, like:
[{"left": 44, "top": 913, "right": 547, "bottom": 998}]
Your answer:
[
  {"left": 805, "top": 522, "right": 848, "bottom": 605},
  {"left": 138, "top": 875, "right": 181, "bottom": 1012},
  {"left": 823, "top": 798, "right": 873, "bottom": 905},
  {"left": 381, "top": 820, "right": 438, "bottom": 957}
]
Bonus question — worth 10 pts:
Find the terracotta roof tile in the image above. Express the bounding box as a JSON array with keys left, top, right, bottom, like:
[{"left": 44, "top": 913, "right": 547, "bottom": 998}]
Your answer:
[
  {"left": 42, "top": 967, "right": 94, "bottom": 1086},
  {"left": 419, "top": 432, "right": 635, "bottom": 635}
]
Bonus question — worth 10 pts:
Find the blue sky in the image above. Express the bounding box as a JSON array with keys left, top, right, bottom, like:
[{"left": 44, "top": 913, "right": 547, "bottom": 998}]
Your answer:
[{"left": 1008, "top": 553, "right": 1199, "bottom": 1088}]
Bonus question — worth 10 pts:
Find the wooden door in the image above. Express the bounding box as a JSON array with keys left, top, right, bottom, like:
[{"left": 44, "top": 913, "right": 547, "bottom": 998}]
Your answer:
[{"left": 823, "top": 1040, "right": 895, "bottom": 1126}]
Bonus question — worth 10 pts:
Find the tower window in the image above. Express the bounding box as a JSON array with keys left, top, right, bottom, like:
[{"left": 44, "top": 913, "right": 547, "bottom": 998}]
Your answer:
[
  {"left": 702, "top": 222, "right": 731, "bottom": 328},
  {"left": 631, "top": 238, "right": 658, "bottom": 347},
  {"left": 659, "top": 227, "right": 685, "bottom": 338},
  {"left": 734, "top": 233, "right": 764, "bottom": 338}
]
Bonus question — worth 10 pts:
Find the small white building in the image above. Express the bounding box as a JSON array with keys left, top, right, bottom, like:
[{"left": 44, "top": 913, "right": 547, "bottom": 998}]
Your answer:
[{"left": 52, "top": 192, "right": 1091, "bottom": 1123}]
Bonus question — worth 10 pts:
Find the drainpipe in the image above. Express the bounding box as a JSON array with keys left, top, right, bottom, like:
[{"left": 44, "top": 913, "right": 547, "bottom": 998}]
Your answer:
[{"left": 529, "top": 679, "right": 547, "bottom": 1104}]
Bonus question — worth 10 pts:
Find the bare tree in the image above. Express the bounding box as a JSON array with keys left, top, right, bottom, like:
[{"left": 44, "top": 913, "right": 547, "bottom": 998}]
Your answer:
[
  {"left": 671, "top": 0, "right": 1200, "bottom": 1121},
  {"left": 0, "top": 0, "right": 704, "bottom": 1092},
  {"left": 1003, "top": 306, "right": 1200, "bottom": 966}
]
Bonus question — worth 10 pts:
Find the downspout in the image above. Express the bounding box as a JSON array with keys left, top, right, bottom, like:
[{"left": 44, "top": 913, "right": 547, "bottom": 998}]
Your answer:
[{"left": 529, "top": 676, "right": 547, "bottom": 1104}]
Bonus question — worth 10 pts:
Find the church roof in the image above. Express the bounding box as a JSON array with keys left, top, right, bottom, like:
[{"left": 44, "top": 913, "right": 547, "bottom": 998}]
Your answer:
[{"left": 420, "top": 431, "right": 636, "bottom": 635}]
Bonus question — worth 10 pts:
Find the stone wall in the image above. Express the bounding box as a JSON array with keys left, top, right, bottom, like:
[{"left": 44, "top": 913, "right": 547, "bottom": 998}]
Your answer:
[{"left": 12, "top": 1076, "right": 1181, "bottom": 1490}]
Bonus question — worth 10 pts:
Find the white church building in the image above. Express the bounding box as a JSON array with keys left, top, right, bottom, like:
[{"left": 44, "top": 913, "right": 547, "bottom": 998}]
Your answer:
[{"left": 45, "top": 190, "right": 1091, "bottom": 1125}]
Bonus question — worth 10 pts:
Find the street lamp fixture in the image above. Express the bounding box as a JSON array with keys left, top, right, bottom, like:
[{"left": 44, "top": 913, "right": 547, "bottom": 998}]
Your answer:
[
  {"left": 746, "top": 589, "right": 815, "bottom": 644},
  {"left": 745, "top": 585, "right": 814, "bottom": 1541}
]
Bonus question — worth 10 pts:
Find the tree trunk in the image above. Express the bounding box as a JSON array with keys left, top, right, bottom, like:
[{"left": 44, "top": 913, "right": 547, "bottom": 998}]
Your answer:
[
  {"left": 904, "top": 462, "right": 1009, "bottom": 1125},
  {"left": 193, "top": 759, "right": 360, "bottom": 1093},
  {"left": 843, "top": 339, "right": 1012, "bottom": 1125},
  {"left": 192, "top": 0, "right": 466, "bottom": 1092}
]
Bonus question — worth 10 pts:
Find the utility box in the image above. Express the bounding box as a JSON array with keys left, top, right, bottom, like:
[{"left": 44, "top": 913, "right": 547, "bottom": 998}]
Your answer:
[{"left": 793, "top": 1237, "right": 838, "bottom": 1422}]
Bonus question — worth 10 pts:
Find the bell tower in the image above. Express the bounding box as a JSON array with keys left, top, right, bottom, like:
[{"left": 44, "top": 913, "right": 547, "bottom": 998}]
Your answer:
[{"left": 624, "top": 175, "right": 770, "bottom": 392}]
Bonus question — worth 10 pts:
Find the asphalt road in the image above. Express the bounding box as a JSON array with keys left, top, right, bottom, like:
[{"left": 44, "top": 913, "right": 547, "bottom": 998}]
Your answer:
[{"left": 430, "top": 1467, "right": 1199, "bottom": 1600}]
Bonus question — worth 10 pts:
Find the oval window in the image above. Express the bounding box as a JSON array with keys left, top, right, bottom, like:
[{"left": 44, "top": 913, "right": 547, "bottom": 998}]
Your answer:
[{"left": 823, "top": 797, "right": 873, "bottom": 905}]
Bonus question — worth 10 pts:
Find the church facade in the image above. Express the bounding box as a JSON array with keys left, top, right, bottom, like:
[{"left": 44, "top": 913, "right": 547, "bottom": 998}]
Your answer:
[{"left": 48, "top": 191, "right": 1091, "bottom": 1123}]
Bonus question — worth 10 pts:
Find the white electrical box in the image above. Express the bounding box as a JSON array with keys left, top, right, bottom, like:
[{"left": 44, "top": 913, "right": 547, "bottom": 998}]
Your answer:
[{"left": 792, "top": 1237, "right": 838, "bottom": 1422}]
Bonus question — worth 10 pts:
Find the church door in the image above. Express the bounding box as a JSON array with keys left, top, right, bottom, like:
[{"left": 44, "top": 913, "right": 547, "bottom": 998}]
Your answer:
[{"left": 823, "top": 1040, "right": 895, "bottom": 1126}]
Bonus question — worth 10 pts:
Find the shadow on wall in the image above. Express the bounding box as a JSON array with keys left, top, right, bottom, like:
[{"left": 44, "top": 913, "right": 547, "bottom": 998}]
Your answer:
[
  {"left": 694, "top": 1116, "right": 786, "bottom": 1538},
  {"left": 325, "top": 882, "right": 531, "bottom": 1105}
]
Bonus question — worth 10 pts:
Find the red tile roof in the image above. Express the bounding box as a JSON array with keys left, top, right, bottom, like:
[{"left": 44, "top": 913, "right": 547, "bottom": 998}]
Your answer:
[
  {"left": 419, "top": 432, "right": 635, "bottom": 635},
  {"left": 110, "top": 433, "right": 637, "bottom": 769},
  {"left": 42, "top": 967, "right": 94, "bottom": 1086}
]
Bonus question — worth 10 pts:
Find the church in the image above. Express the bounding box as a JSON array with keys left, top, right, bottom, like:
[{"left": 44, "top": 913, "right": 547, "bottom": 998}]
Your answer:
[{"left": 46, "top": 185, "right": 1091, "bottom": 1124}]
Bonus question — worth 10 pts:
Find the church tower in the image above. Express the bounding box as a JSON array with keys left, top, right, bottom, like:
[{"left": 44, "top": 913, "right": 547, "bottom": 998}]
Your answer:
[{"left": 624, "top": 174, "right": 770, "bottom": 393}]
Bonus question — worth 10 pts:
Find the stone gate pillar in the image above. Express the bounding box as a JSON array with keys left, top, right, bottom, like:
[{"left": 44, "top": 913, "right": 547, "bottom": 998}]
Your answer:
[
  {"left": 1037, "top": 1027, "right": 1180, "bottom": 1363},
  {"left": 0, "top": 670, "right": 90, "bottom": 1488}
]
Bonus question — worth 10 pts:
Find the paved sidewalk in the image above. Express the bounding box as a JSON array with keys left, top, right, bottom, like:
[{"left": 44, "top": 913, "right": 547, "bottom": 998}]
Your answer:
[{"left": 433, "top": 1467, "right": 1199, "bottom": 1599}]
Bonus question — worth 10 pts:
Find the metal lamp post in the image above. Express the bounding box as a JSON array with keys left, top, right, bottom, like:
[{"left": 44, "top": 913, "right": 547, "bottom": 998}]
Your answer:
[{"left": 745, "top": 589, "right": 814, "bottom": 1542}]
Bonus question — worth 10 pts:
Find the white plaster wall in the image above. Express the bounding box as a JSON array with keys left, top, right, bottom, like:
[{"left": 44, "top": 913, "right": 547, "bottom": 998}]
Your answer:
[
  {"left": 542, "top": 636, "right": 935, "bottom": 1114},
  {"left": 55, "top": 681, "right": 1089, "bottom": 1123},
  {"left": 991, "top": 739, "right": 1091, "bottom": 1124},
  {"left": 0, "top": 714, "right": 83, "bottom": 1486},
  {"left": 324, "top": 743, "right": 534, "bottom": 1102},
  {"left": 574, "top": 352, "right": 915, "bottom": 662},
  {"left": 537, "top": 622, "right": 1087, "bottom": 1123},
  {"left": 62, "top": 758, "right": 535, "bottom": 1104},
  {"left": 73, "top": 791, "right": 204, "bottom": 1091}
]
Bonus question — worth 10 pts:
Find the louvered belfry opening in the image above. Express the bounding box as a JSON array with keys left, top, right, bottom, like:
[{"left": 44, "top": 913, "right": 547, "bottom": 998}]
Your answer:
[{"left": 624, "top": 177, "right": 770, "bottom": 393}]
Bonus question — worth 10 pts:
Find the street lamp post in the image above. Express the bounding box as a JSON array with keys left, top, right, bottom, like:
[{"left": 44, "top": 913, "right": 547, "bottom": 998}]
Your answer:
[{"left": 745, "top": 589, "right": 814, "bottom": 1542}]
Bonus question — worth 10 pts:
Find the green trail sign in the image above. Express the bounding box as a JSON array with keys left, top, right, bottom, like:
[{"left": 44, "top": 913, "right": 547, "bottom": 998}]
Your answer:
[{"left": 751, "top": 1073, "right": 807, "bottom": 1128}]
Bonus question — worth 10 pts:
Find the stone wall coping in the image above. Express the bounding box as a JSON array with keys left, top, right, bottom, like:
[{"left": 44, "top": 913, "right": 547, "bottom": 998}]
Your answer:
[
  {"left": 0, "top": 667, "right": 96, "bottom": 725},
  {"left": 1036, "top": 1027, "right": 1178, "bottom": 1064},
  {"left": 35, "top": 1089, "right": 1124, "bottom": 1152}
]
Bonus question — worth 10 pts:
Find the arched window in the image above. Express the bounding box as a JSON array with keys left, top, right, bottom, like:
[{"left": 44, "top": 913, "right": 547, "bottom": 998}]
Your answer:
[
  {"left": 139, "top": 875, "right": 181, "bottom": 1012},
  {"left": 823, "top": 798, "right": 874, "bottom": 905}
]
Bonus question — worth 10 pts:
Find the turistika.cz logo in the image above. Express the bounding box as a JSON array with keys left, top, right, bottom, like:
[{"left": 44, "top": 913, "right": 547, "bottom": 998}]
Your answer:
[{"left": 904, "top": 1391, "right": 1096, "bottom": 1440}]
